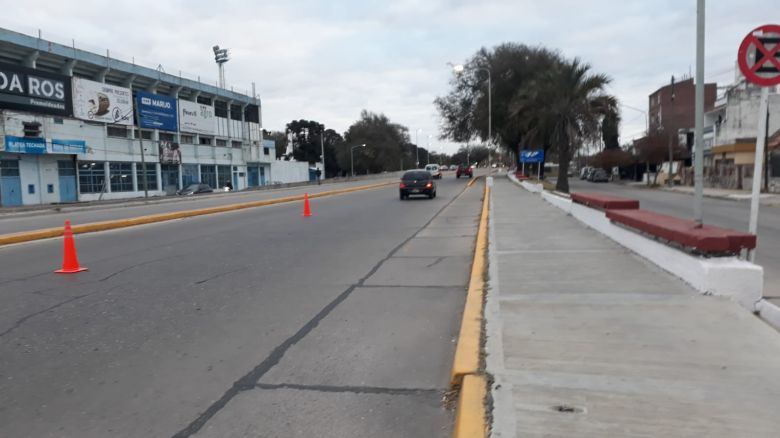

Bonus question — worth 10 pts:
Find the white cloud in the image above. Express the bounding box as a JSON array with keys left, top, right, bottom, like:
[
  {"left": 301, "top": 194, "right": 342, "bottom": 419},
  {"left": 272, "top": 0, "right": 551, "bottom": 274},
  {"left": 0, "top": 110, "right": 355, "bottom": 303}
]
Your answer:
[{"left": 0, "top": 0, "right": 775, "bottom": 154}]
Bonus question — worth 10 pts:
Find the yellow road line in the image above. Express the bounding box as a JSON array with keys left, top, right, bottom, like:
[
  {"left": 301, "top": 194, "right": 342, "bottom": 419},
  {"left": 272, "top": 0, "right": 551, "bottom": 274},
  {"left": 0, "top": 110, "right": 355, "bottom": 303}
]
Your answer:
[
  {"left": 453, "top": 374, "right": 488, "bottom": 438},
  {"left": 451, "top": 182, "right": 489, "bottom": 385},
  {"left": 0, "top": 182, "right": 394, "bottom": 246}
]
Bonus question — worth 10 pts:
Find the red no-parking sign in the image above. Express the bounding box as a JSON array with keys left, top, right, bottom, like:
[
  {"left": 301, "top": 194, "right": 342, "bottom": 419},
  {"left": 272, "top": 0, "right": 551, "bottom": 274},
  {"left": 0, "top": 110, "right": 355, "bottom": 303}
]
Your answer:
[{"left": 738, "top": 24, "right": 780, "bottom": 87}]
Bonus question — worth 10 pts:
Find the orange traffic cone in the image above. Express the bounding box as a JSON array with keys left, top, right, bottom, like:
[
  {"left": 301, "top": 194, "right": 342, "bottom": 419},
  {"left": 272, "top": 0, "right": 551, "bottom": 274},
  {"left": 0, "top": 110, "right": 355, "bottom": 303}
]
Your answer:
[
  {"left": 55, "top": 220, "right": 88, "bottom": 274},
  {"left": 302, "top": 193, "right": 312, "bottom": 217}
]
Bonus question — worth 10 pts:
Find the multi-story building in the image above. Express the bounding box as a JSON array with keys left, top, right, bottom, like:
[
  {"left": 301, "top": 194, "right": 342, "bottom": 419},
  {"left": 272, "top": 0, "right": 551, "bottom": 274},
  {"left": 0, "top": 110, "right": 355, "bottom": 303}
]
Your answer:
[
  {"left": 0, "top": 28, "right": 278, "bottom": 207},
  {"left": 648, "top": 76, "right": 718, "bottom": 150}
]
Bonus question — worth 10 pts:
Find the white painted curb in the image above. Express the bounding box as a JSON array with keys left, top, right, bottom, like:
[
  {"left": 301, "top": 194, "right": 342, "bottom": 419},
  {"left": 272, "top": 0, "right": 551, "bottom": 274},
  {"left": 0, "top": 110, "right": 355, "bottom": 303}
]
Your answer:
[
  {"left": 507, "top": 172, "right": 543, "bottom": 193},
  {"left": 756, "top": 299, "right": 780, "bottom": 331},
  {"left": 538, "top": 189, "right": 763, "bottom": 312}
]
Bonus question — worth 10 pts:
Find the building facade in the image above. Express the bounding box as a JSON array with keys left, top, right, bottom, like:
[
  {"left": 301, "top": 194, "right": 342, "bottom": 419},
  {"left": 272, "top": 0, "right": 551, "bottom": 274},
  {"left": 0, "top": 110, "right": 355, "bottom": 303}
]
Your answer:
[
  {"left": 0, "top": 28, "right": 278, "bottom": 207},
  {"left": 648, "top": 77, "right": 718, "bottom": 150}
]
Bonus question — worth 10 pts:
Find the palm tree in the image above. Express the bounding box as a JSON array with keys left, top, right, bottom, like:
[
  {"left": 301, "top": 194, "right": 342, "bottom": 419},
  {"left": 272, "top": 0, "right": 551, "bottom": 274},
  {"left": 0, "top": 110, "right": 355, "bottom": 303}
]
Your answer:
[{"left": 512, "top": 58, "right": 617, "bottom": 193}]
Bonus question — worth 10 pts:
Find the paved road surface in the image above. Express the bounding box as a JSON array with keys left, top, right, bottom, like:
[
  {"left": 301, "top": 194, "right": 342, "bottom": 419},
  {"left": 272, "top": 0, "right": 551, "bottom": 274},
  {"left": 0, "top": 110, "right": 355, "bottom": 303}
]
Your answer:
[
  {"left": 0, "top": 177, "right": 400, "bottom": 235},
  {"left": 568, "top": 178, "right": 780, "bottom": 300},
  {"left": 0, "top": 175, "right": 483, "bottom": 437}
]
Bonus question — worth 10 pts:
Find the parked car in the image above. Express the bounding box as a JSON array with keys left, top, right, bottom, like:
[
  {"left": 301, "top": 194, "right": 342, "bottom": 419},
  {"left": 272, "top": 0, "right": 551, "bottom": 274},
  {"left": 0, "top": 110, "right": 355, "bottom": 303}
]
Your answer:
[
  {"left": 579, "top": 166, "right": 593, "bottom": 180},
  {"left": 440, "top": 165, "right": 449, "bottom": 171},
  {"left": 177, "top": 183, "right": 214, "bottom": 196},
  {"left": 456, "top": 165, "right": 473, "bottom": 178},
  {"left": 425, "top": 163, "right": 442, "bottom": 179},
  {"left": 399, "top": 170, "right": 437, "bottom": 200},
  {"left": 588, "top": 168, "right": 610, "bottom": 182}
]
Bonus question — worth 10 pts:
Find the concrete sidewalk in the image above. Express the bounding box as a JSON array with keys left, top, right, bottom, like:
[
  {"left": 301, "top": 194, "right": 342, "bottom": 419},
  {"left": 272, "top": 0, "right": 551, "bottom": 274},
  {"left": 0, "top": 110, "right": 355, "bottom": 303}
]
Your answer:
[
  {"left": 485, "top": 177, "right": 780, "bottom": 437},
  {"left": 625, "top": 183, "right": 780, "bottom": 206}
]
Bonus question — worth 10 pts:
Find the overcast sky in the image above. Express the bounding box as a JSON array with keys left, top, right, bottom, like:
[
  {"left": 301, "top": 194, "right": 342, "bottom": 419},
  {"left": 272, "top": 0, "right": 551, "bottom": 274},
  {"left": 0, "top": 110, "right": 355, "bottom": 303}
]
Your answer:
[{"left": 0, "top": 0, "right": 774, "bottom": 153}]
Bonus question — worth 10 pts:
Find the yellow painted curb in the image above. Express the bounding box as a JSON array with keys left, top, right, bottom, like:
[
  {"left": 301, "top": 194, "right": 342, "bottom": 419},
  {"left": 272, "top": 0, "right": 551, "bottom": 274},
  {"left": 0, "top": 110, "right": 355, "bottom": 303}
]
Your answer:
[
  {"left": 453, "top": 374, "right": 488, "bottom": 438},
  {"left": 450, "top": 183, "right": 490, "bottom": 386},
  {"left": 0, "top": 181, "right": 394, "bottom": 246}
]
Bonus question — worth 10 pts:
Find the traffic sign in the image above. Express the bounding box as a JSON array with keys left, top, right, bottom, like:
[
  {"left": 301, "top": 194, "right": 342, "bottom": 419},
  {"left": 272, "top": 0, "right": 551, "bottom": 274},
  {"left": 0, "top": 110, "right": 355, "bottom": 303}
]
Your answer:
[
  {"left": 737, "top": 24, "right": 780, "bottom": 87},
  {"left": 520, "top": 149, "right": 544, "bottom": 163}
]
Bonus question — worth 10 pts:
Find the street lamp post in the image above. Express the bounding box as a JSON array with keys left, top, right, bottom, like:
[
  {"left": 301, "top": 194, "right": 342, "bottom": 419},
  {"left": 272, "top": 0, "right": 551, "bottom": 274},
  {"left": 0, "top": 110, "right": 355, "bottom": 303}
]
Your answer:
[
  {"left": 415, "top": 128, "right": 422, "bottom": 168},
  {"left": 450, "top": 63, "right": 492, "bottom": 168},
  {"left": 320, "top": 126, "right": 326, "bottom": 179},
  {"left": 351, "top": 143, "right": 366, "bottom": 177}
]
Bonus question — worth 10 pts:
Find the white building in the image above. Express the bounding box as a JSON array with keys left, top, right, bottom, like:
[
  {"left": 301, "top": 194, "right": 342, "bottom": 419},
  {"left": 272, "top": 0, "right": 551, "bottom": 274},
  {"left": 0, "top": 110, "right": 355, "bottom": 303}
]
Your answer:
[{"left": 0, "top": 27, "right": 297, "bottom": 207}]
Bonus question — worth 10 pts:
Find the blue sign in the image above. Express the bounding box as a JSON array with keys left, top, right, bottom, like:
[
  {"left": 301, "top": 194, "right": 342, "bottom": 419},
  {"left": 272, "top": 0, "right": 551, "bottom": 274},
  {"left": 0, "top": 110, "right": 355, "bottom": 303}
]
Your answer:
[
  {"left": 52, "top": 139, "right": 87, "bottom": 154},
  {"left": 136, "top": 91, "right": 178, "bottom": 131},
  {"left": 4, "top": 136, "right": 46, "bottom": 154},
  {"left": 520, "top": 149, "right": 545, "bottom": 163}
]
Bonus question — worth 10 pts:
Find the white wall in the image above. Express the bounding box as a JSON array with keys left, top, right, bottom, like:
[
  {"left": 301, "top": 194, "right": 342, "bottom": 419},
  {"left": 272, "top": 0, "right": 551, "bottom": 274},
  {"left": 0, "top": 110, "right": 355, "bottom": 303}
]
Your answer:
[
  {"left": 270, "top": 160, "right": 311, "bottom": 184},
  {"left": 714, "top": 91, "right": 780, "bottom": 146}
]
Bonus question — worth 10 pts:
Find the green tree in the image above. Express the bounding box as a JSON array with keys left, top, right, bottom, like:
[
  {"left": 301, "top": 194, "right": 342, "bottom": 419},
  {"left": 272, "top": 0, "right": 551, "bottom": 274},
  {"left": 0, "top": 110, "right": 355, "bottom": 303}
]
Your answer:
[
  {"left": 278, "top": 120, "right": 345, "bottom": 177},
  {"left": 601, "top": 108, "right": 621, "bottom": 150},
  {"left": 342, "top": 110, "right": 409, "bottom": 175},
  {"left": 512, "top": 58, "right": 617, "bottom": 192},
  {"left": 451, "top": 145, "right": 489, "bottom": 167}
]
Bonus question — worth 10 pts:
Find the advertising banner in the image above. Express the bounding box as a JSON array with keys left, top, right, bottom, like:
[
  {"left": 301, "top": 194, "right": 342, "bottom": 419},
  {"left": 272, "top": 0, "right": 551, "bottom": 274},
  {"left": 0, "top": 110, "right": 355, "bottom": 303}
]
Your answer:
[
  {"left": 72, "top": 77, "right": 133, "bottom": 125},
  {"left": 159, "top": 141, "right": 181, "bottom": 164},
  {"left": 520, "top": 149, "right": 545, "bottom": 163},
  {"left": 0, "top": 63, "right": 72, "bottom": 116},
  {"left": 4, "top": 135, "right": 47, "bottom": 154},
  {"left": 179, "top": 99, "right": 216, "bottom": 135},
  {"left": 136, "top": 91, "right": 177, "bottom": 131},
  {"left": 52, "top": 139, "right": 87, "bottom": 154}
]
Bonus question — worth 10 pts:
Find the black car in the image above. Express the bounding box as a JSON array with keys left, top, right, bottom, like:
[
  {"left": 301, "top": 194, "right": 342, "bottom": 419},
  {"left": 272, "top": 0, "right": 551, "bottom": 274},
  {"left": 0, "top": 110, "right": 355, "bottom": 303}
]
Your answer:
[
  {"left": 399, "top": 170, "right": 436, "bottom": 200},
  {"left": 177, "top": 183, "right": 214, "bottom": 196},
  {"left": 588, "top": 169, "right": 610, "bottom": 182}
]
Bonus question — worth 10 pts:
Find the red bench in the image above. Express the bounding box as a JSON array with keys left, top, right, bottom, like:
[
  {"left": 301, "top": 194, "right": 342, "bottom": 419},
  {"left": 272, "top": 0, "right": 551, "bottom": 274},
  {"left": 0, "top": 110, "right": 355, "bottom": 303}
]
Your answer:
[
  {"left": 571, "top": 192, "right": 640, "bottom": 210},
  {"left": 606, "top": 209, "right": 756, "bottom": 254}
]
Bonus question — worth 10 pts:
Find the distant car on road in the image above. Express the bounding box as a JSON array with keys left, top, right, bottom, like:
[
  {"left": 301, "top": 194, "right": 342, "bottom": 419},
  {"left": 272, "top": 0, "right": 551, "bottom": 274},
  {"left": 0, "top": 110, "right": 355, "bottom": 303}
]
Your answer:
[
  {"left": 579, "top": 166, "right": 593, "bottom": 180},
  {"left": 588, "top": 168, "right": 610, "bottom": 182},
  {"left": 425, "top": 164, "right": 442, "bottom": 179},
  {"left": 456, "top": 165, "right": 473, "bottom": 178},
  {"left": 400, "top": 170, "right": 437, "bottom": 200},
  {"left": 177, "top": 183, "right": 214, "bottom": 196},
  {"left": 440, "top": 165, "right": 449, "bottom": 171}
]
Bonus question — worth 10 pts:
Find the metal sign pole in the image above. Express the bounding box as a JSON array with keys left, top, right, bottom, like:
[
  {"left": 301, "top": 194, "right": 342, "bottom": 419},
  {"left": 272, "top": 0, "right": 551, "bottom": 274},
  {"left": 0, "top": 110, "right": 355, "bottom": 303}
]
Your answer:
[
  {"left": 693, "top": 0, "right": 705, "bottom": 225},
  {"left": 748, "top": 86, "right": 770, "bottom": 262}
]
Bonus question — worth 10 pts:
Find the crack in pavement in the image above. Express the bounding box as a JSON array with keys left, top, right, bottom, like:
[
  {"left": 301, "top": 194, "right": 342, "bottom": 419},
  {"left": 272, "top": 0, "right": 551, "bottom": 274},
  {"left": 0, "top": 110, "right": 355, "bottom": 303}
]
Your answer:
[
  {"left": 425, "top": 257, "right": 447, "bottom": 268},
  {"left": 100, "top": 255, "right": 181, "bottom": 282},
  {"left": 255, "top": 382, "right": 441, "bottom": 396},
  {"left": 194, "top": 267, "right": 249, "bottom": 285},
  {"left": 0, "top": 285, "right": 122, "bottom": 339},
  {"left": 171, "top": 182, "right": 472, "bottom": 438}
]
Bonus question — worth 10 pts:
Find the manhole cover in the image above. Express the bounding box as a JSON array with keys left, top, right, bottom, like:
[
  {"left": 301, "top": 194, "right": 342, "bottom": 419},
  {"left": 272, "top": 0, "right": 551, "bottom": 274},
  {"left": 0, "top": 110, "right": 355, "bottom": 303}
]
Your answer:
[{"left": 551, "top": 404, "right": 585, "bottom": 414}]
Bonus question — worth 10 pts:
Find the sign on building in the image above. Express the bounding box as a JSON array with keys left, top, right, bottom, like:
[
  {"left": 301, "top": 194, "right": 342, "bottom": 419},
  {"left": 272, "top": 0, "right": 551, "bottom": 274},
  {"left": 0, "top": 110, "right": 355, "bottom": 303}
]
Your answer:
[
  {"left": 51, "top": 139, "right": 87, "bottom": 154},
  {"left": 179, "top": 99, "right": 216, "bottom": 135},
  {"left": 0, "top": 63, "right": 72, "bottom": 117},
  {"left": 3, "top": 135, "right": 47, "bottom": 154},
  {"left": 136, "top": 91, "right": 177, "bottom": 131},
  {"left": 72, "top": 77, "right": 133, "bottom": 125},
  {"left": 159, "top": 141, "right": 181, "bottom": 164}
]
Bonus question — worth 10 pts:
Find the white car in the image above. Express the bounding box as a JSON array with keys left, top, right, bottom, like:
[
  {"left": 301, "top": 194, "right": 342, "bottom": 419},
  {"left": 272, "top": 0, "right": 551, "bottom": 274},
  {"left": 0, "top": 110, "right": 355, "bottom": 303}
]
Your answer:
[
  {"left": 440, "top": 165, "right": 449, "bottom": 171},
  {"left": 425, "top": 164, "right": 442, "bottom": 179}
]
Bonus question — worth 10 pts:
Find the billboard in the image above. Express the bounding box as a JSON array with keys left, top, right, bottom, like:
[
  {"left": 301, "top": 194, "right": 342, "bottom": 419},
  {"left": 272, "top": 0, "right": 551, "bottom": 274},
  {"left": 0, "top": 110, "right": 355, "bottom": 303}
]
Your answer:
[
  {"left": 520, "top": 149, "right": 545, "bottom": 163},
  {"left": 72, "top": 77, "right": 133, "bottom": 125},
  {"left": 136, "top": 91, "right": 177, "bottom": 131},
  {"left": 159, "top": 141, "right": 181, "bottom": 164},
  {"left": 179, "top": 99, "right": 215, "bottom": 135},
  {"left": 0, "top": 63, "right": 72, "bottom": 116}
]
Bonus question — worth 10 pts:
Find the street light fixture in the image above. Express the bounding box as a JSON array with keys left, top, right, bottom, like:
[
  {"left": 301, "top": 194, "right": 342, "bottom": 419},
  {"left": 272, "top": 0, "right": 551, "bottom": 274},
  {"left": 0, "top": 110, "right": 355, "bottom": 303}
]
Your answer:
[
  {"left": 213, "top": 45, "right": 230, "bottom": 88},
  {"left": 351, "top": 143, "right": 367, "bottom": 177},
  {"left": 450, "top": 62, "right": 492, "bottom": 168},
  {"left": 415, "top": 128, "right": 422, "bottom": 168}
]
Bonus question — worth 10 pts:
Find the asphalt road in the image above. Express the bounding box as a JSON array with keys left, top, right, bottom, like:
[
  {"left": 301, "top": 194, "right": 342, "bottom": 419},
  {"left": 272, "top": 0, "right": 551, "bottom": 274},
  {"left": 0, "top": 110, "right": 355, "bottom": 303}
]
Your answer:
[
  {"left": 0, "top": 177, "right": 401, "bottom": 235},
  {"left": 568, "top": 178, "right": 780, "bottom": 299},
  {"left": 0, "top": 173, "right": 483, "bottom": 437}
]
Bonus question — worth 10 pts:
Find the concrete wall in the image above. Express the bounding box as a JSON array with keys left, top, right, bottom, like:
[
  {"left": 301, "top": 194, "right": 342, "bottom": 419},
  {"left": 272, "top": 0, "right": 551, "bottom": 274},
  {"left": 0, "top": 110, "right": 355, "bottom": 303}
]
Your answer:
[
  {"left": 712, "top": 90, "right": 780, "bottom": 147},
  {"left": 269, "top": 160, "right": 311, "bottom": 184}
]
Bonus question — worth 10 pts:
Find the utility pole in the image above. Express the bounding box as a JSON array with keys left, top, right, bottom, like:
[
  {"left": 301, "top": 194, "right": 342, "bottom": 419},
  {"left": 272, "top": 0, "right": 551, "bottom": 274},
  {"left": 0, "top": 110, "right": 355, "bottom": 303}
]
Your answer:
[
  {"left": 139, "top": 134, "right": 149, "bottom": 198},
  {"left": 668, "top": 75, "right": 676, "bottom": 187},
  {"left": 320, "top": 126, "right": 326, "bottom": 179},
  {"left": 693, "top": 0, "right": 705, "bottom": 225}
]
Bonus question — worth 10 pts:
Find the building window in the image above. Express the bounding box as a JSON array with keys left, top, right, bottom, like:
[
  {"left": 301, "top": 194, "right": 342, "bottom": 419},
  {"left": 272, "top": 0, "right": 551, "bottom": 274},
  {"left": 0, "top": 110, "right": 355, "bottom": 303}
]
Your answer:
[
  {"left": 230, "top": 104, "right": 242, "bottom": 121},
  {"left": 217, "top": 165, "right": 231, "bottom": 189},
  {"left": 263, "top": 147, "right": 270, "bottom": 156},
  {"left": 0, "top": 160, "right": 20, "bottom": 177},
  {"left": 78, "top": 162, "right": 106, "bottom": 194},
  {"left": 109, "top": 162, "right": 133, "bottom": 192},
  {"left": 138, "top": 163, "right": 158, "bottom": 191},
  {"left": 214, "top": 100, "right": 228, "bottom": 118},
  {"left": 53, "top": 118, "right": 64, "bottom": 125},
  {"left": 23, "top": 121, "right": 41, "bottom": 137},
  {"left": 107, "top": 125, "right": 128, "bottom": 138},
  {"left": 181, "top": 134, "right": 195, "bottom": 144},
  {"left": 199, "top": 136, "right": 213, "bottom": 145},
  {"left": 182, "top": 164, "right": 198, "bottom": 186},
  {"left": 231, "top": 141, "right": 243, "bottom": 148},
  {"left": 159, "top": 132, "right": 176, "bottom": 142},
  {"left": 244, "top": 105, "right": 260, "bottom": 124},
  {"left": 134, "top": 129, "right": 153, "bottom": 140},
  {"left": 197, "top": 96, "right": 212, "bottom": 106},
  {"left": 216, "top": 139, "right": 228, "bottom": 147},
  {"left": 200, "top": 165, "right": 216, "bottom": 188}
]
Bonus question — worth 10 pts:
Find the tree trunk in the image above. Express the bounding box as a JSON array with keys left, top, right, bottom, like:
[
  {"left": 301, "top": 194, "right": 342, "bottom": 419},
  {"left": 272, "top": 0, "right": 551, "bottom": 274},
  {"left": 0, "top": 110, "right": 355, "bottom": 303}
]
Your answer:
[
  {"left": 555, "top": 144, "right": 571, "bottom": 193},
  {"left": 645, "top": 161, "right": 650, "bottom": 186}
]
